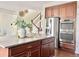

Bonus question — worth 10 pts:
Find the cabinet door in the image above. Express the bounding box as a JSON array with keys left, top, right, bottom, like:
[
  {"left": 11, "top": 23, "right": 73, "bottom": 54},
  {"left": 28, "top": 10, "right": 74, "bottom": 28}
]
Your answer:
[
  {"left": 49, "top": 42, "right": 55, "bottom": 56},
  {"left": 45, "top": 7, "right": 52, "bottom": 18},
  {"left": 41, "top": 44, "right": 49, "bottom": 57},
  {"left": 60, "top": 5, "right": 66, "bottom": 19},
  {"left": 66, "top": 3, "right": 76, "bottom": 19},
  {"left": 9, "top": 44, "right": 27, "bottom": 56},
  {"left": 53, "top": 6, "right": 60, "bottom": 17}
]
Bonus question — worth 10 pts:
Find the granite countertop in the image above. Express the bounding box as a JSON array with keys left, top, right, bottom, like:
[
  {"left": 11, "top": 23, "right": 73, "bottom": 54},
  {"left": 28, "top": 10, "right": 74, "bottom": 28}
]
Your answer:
[{"left": 0, "top": 34, "right": 54, "bottom": 48}]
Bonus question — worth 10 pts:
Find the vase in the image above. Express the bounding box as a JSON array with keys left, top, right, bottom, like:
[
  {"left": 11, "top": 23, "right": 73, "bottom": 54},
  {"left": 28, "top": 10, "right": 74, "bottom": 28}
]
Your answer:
[{"left": 18, "top": 28, "right": 26, "bottom": 38}]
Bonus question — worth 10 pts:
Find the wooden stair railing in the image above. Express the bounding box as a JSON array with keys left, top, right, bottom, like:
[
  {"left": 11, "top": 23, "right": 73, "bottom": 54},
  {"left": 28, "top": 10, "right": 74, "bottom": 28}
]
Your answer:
[{"left": 31, "top": 12, "right": 42, "bottom": 34}]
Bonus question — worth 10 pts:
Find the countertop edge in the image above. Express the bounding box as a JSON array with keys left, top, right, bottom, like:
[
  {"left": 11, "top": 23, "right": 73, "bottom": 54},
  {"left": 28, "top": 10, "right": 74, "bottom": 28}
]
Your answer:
[{"left": 0, "top": 36, "right": 54, "bottom": 48}]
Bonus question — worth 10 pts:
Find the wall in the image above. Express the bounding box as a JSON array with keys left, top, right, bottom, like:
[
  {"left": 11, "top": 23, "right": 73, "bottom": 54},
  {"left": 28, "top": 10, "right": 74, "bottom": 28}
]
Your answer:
[{"left": 75, "top": 1, "right": 79, "bottom": 54}]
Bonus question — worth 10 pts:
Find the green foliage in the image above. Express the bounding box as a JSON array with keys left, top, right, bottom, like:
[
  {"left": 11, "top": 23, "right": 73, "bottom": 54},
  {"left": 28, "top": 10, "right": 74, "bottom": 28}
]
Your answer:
[
  {"left": 26, "top": 24, "right": 32, "bottom": 28},
  {"left": 15, "top": 20, "right": 32, "bottom": 29},
  {"left": 15, "top": 20, "right": 27, "bottom": 29},
  {"left": 15, "top": 16, "right": 32, "bottom": 29}
]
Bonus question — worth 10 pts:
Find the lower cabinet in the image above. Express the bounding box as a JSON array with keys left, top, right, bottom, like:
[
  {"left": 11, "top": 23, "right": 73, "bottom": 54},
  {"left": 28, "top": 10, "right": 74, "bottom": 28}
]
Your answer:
[
  {"left": 14, "top": 48, "right": 40, "bottom": 57},
  {"left": 13, "top": 52, "right": 26, "bottom": 57},
  {"left": 0, "top": 37, "right": 55, "bottom": 57},
  {"left": 30, "top": 46, "right": 40, "bottom": 57},
  {"left": 41, "top": 37, "right": 55, "bottom": 57},
  {"left": 49, "top": 43, "right": 55, "bottom": 56},
  {"left": 41, "top": 44, "right": 50, "bottom": 57},
  {"left": 9, "top": 40, "right": 41, "bottom": 57},
  {"left": 41, "top": 42, "right": 55, "bottom": 57}
]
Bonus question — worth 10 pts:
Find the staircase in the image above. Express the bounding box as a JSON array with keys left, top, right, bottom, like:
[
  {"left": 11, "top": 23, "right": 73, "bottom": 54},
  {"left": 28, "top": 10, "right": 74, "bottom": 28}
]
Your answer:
[{"left": 31, "top": 12, "right": 42, "bottom": 34}]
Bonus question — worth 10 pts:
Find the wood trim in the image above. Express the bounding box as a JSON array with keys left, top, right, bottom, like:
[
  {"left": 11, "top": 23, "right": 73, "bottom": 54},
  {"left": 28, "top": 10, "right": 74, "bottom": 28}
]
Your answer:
[
  {"left": 74, "top": 2, "right": 77, "bottom": 53},
  {"left": 0, "top": 48, "right": 8, "bottom": 57}
]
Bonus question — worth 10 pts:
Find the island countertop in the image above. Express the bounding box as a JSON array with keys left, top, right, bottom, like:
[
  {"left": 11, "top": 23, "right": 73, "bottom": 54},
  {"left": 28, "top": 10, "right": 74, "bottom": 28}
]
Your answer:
[{"left": 0, "top": 35, "right": 54, "bottom": 48}]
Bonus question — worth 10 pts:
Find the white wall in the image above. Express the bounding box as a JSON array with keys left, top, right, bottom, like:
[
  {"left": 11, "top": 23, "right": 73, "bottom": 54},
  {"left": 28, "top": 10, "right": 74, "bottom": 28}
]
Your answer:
[{"left": 75, "top": 1, "right": 79, "bottom": 54}]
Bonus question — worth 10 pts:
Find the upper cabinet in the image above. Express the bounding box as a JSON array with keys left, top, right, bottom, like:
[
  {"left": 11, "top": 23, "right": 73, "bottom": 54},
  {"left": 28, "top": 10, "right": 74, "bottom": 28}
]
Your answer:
[
  {"left": 45, "top": 1, "right": 77, "bottom": 19},
  {"left": 66, "top": 2, "right": 77, "bottom": 19},
  {"left": 53, "top": 6, "right": 60, "bottom": 17},
  {"left": 59, "top": 5, "right": 66, "bottom": 19},
  {"left": 45, "top": 7, "right": 52, "bottom": 18}
]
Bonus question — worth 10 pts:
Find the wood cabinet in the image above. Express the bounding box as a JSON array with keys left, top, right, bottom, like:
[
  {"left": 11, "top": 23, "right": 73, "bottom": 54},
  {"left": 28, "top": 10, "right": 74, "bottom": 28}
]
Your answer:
[
  {"left": 59, "top": 5, "right": 66, "bottom": 19},
  {"left": 45, "top": 1, "right": 77, "bottom": 19},
  {"left": 60, "top": 42, "right": 75, "bottom": 53},
  {"left": 41, "top": 44, "right": 49, "bottom": 57},
  {"left": 53, "top": 6, "right": 60, "bottom": 17},
  {"left": 9, "top": 44, "right": 26, "bottom": 56},
  {"left": 66, "top": 2, "right": 76, "bottom": 19},
  {"left": 0, "top": 37, "right": 55, "bottom": 57},
  {"left": 9, "top": 40, "right": 41, "bottom": 57},
  {"left": 49, "top": 42, "right": 55, "bottom": 56},
  {"left": 45, "top": 7, "right": 52, "bottom": 18},
  {"left": 13, "top": 52, "right": 26, "bottom": 57},
  {"left": 41, "top": 38, "right": 55, "bottom": 57},
  {"left": 30, "top": 46, "right": 40, "bottom": 57},
  {"left": 59, "top": 2, "right": 77, "bottom": 19}
]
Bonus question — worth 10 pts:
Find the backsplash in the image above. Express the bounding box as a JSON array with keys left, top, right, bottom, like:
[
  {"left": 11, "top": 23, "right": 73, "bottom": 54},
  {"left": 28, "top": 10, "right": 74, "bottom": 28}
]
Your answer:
[
  {"left": 0, "top": 13, "right": 17, "bottom": 36},
  {"left": 0, "top": 27, "right": 6, "bottom": 36}
]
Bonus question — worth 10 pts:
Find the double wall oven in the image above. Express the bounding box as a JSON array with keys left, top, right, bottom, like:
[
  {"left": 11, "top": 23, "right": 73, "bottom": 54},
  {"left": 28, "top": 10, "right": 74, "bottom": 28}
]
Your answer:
[{"left": 60, "top": 20, "right": 74, "bottom": 43}]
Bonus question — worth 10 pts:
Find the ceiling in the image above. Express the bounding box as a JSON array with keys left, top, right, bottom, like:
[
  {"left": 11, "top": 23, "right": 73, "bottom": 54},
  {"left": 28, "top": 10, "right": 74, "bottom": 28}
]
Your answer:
[
  {"left": 0, "top": 1, "right": 72, "bottom": 12},
  {"left": 0, "top": 1, "right": 73, "bottom": 12},
  {"left": 0, "top": 1, "right": 52, "bottom": 11}
]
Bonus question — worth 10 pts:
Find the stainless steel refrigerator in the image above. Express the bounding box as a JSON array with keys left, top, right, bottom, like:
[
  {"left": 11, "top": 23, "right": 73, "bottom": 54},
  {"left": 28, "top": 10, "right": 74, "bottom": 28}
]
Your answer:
[{"left": 46, "top": 17, "right": 60, "bottom": 48}]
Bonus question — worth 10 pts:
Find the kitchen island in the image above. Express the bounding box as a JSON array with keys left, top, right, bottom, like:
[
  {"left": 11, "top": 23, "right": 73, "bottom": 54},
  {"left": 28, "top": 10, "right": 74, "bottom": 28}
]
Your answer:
[{"left": 0, "top": 35, "right": 55, "bottom": 57}]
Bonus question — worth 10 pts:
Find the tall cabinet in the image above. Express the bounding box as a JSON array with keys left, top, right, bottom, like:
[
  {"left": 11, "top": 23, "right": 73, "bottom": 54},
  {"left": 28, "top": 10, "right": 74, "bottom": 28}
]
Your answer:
[
  {"left": 66, "top": 2, "right": 76, "bottom": 19},
  {"left": 45, "top": 7, "right": 52, "bottom": 18}
]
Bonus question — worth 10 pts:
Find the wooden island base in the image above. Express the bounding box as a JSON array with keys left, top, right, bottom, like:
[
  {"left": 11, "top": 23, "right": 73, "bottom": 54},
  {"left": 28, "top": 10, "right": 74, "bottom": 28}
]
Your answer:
[{"left": 0, "top": 37, "right": 55, "bottom": 57}]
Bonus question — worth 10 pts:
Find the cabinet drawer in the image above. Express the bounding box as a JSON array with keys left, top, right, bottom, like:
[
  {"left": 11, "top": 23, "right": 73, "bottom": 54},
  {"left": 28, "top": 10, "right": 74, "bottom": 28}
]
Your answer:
[
  {"left": 62, "top": 43, "right": 74, "bottom": 49},
  {"left": 48, "top": 37, "right": 55, "bottom": 43},
  {"left": 13, "top": 52, "right": 26, "bottom": 57},
  {"left": 26, "top": 41, "right": 41, "bottom": 49},
  {"left": 9, "top": 41, "right": 41, "bottom": 56},
  {"left": 9, "top": 44, "right": 27, "bottom": 56},
  {"left": 42, "top": 37, "right": 55, "bottom": 45}
]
